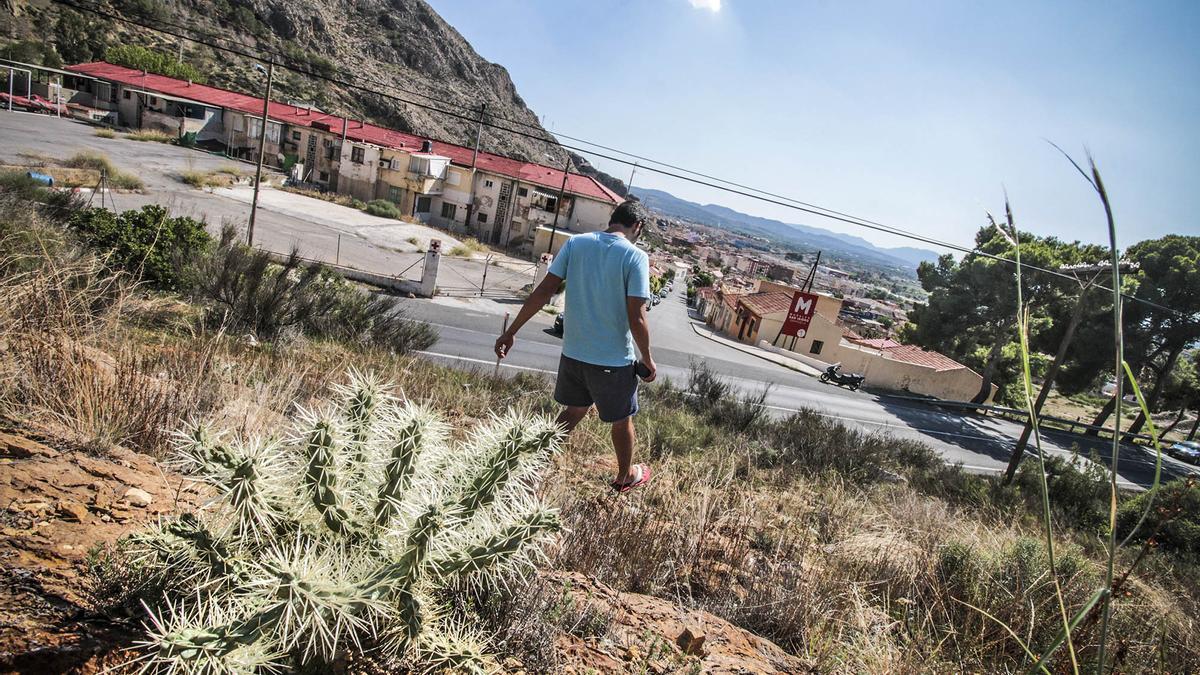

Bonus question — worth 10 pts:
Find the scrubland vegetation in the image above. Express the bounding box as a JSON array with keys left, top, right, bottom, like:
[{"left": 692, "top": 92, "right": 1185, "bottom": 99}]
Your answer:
[{"left": 0, "top": 176, "right": 1197, "bottom": 673}]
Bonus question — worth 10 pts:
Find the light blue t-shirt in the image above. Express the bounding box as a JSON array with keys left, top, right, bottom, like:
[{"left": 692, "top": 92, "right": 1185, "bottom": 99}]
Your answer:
[{"left": 548, "top": 232, "right": 650, "bottom": 367}]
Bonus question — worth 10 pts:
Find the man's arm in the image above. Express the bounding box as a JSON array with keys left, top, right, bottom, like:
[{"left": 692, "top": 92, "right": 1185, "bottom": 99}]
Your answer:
[
  {"left": 494, "top": 273, "right": 562, "bottom": 359},
  {"left": 627, "top": 296, "right": 656, "bottom": 382}
]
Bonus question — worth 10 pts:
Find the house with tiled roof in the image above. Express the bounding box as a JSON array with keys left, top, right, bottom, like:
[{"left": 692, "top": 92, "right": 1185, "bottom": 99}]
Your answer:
[{"left": 61, "top": 62, "right": 621, "bottom": 257}]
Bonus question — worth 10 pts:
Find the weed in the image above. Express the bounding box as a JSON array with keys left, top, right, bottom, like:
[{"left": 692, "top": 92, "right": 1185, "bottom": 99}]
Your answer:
[
  {"left": 93, "top": 128, "right": 116, "bottom": 139},
  {"left": 125, "top": 129, "right": 174, "bottom": 143},
  {"left": 364, "top": 199, "right": 403, "bottom": 218},
  {"left": 449, "top": 237, "right": 487, "bottom": 257}
]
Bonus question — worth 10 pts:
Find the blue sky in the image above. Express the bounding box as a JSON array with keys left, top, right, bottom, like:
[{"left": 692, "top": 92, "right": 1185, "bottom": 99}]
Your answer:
[{"left": 427, "top": 0, "right": 1199, "bottom": 254}]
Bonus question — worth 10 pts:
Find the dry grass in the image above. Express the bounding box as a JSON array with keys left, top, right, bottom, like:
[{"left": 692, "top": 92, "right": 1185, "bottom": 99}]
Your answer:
[
  {"left": 178, "top": 168, "right": 240, "bottom": 189},
  {"left": 449, "top": 237, "right": 488, "bottom": 257},
  {"left": 125, "top": 129, "right": 174, "bottom": 143},
  {"left": 93, "top": 128, "right": 117, "bottom": 139}
]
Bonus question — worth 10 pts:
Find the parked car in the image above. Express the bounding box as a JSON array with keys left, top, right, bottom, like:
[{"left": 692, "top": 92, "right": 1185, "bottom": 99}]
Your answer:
[
  {"left": 1166, "top": 441, "right": 1200, "bottom": 464},
  {"left": 553, "top": 313, "right": 564, "bottom": 336}
]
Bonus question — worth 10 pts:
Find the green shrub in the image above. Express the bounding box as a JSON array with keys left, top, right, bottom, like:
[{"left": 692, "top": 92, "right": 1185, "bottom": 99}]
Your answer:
[
  {"left": 104, "top": 43, "right": 206, "bottom": 83},
  {"left": 198, "top": 226, "right": 437, "bottom": 353},
  {"left": 107, "top": 372, "right": 562, "bottom": 672},
  {"left": 364, "top": 199, "right": 403, "bottom": 219},
  {"left": 67, "top": 205, "right": 210, "bottom": 289},
  {"left": 1117, "top": 478, "right": 1200, "bottom": 558}
]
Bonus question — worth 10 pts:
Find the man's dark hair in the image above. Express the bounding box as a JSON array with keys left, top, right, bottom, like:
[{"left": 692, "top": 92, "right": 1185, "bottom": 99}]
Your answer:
[{"left": 609, "top": 199, "right": 647, "bottom": 228}]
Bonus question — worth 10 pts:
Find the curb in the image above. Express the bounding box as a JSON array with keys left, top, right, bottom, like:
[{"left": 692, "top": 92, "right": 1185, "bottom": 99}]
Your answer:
[{"left": 688, "top": 321, "right": 821, "bottom": 377}]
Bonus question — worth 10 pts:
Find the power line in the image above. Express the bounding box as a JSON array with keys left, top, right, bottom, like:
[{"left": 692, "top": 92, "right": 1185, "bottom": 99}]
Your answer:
[{"left": 52, "top": 0, "right": 1188, "bottom": 318}]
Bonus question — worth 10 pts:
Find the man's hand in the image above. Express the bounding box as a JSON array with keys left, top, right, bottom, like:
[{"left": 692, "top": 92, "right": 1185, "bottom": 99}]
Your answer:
[
  {"left": 640, "top": 357, "right": 657, "bottom": 383},
  {"left": 495, "top": 332, "right": 514, "bottom": 360}
]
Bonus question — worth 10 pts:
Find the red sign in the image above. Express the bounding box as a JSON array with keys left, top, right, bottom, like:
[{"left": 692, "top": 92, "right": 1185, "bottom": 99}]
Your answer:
[{"left": 780, "top": 291, "right": 819, "bottom": 338}]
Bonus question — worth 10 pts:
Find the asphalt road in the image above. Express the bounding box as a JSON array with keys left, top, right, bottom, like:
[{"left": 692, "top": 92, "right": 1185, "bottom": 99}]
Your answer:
[{"left": 401, "top": 283, "right": 1195, "bottom": 490}]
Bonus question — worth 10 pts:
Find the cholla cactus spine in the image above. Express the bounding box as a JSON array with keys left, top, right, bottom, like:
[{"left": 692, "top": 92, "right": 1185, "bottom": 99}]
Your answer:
[{"left": 131, "top": 370, "right": 561, "bottom": 673}]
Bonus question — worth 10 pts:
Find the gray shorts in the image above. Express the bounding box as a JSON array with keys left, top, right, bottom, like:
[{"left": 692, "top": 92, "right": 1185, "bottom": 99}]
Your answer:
[{"left": 554, "top": 354, "right": 639, "bottom": 423}]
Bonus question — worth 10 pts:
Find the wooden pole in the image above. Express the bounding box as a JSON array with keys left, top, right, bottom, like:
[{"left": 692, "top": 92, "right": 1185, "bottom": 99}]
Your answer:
[
  {"left": 545, "top": 155, "right": 572, "bottom": 255},
  {"left": 494, "top": 312, "right": 510, "bottom": 378},
  {"left": 247, "top": 58, "right": 275, "bottom": 247}
]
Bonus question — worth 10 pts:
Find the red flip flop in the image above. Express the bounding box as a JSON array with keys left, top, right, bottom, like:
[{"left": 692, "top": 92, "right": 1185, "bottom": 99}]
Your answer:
[{"left": 611, "top": 464, "right": 652, "bottom": 493}]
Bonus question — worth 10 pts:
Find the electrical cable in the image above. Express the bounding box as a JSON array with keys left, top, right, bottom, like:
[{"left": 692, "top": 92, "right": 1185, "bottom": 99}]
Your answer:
[{"left": 51, "top": 0, "right": 1189, "bottom": 317}]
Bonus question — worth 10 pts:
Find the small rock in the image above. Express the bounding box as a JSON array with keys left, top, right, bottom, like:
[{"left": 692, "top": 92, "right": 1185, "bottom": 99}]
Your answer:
[
  {"left": 0, "top": 432, "right": 58, "bottom": 458},
  {"left": 624, "top": 645, "right": 642, "bottom": 662},
  {"left": 122, "top": 487, "right": 153, "bottom": 508},
  {"left": 55, "top": 500, "right": 88, "bottom": 523},
  {"left": 406, "top": 292, "right": 417, "bottom": 299},
  {"left": 677, "top": 626, "right": 707, "bottom": 657}
]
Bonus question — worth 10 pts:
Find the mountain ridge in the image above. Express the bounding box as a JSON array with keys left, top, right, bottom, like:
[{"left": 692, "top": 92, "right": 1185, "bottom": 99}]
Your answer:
[{"left": 631, "top": 187, "right": 939, "bottom": 270}]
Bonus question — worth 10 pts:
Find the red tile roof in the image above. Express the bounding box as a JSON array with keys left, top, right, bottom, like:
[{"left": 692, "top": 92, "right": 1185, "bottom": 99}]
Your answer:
[
  {"left": 881, "top": 345, "right": 968, "bottom": 372},
  {"left": 66, "top": 62, "right": 621, "bottom": 204},
  {"left": 737, "top": 292, "right": 793, "bottom": 316},
  {"left": 851, "top": 337, "right": 903, "bottom": 350}
]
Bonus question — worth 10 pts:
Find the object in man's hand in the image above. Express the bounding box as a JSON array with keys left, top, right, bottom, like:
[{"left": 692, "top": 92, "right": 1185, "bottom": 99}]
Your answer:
[{"left": 635, "top": 361, "right": 652, "bottom": 380}]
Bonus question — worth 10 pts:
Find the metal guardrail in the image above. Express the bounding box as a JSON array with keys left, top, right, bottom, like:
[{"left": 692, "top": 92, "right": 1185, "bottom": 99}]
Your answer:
[{"left": 883, "top": 394, "right": 1158, "bottom": 445}]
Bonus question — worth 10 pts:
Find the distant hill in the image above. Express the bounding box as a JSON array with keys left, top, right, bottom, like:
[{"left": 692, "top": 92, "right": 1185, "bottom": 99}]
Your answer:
[{"left": 631, "top": 187, "right": 939, "bottom": 271}]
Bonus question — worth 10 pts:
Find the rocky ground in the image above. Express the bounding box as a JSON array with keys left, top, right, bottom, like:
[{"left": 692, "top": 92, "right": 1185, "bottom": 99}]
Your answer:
[{"left": 0, "top": 429, "right": 805, "bottom": 674}]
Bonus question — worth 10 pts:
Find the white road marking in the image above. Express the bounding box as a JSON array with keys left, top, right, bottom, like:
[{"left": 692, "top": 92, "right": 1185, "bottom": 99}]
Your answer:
[{"left": 416, "top": 351, "right": 556, "bottom": 375}]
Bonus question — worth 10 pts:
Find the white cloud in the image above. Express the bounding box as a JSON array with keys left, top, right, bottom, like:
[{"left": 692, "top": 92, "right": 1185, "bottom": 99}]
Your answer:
[{"left": 688, "top": 0, "right": 721, "bottom": 12}]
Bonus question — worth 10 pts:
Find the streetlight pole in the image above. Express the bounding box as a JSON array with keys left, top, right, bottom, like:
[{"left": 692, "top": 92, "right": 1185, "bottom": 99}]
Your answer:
[{"left": 247, "top": 58, "right": 275, "bottom": 247}]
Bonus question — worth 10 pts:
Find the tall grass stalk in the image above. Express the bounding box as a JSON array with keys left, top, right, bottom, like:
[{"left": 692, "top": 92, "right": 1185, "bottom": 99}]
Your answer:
[{"left": 993, "top": 205, "right": 1078, "bottom": 673}]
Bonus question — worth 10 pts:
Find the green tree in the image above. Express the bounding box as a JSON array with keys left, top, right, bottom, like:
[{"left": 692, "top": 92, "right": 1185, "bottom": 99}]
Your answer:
[
  {"left": 1119, "top": 236, "right": 1200, "bottom": 436},
  {"left": 902, "top": 223, "right": 1102, "bottom": 404},
  {"left": 1159, "top": 350, "right": 1199, "bottom": 439},
  {"left": 55, "top": 9, "right": 109, "bottom": 64},
  {"left": 103, "top": 44, "right": 207, "bottom": 83}
]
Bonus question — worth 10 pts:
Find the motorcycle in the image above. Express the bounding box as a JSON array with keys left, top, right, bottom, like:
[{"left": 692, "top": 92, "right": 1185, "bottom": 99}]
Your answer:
[{"left": 819, "top": 364, "right": 865, "bottom": 391}]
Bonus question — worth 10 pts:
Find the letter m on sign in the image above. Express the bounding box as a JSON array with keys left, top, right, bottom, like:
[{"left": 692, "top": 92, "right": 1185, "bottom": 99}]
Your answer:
[{"left": 781, "top": 291, "right": 819, "bottom": 338}]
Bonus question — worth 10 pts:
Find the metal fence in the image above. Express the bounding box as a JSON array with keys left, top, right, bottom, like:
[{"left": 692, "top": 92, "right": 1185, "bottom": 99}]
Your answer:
[{"left": 437, "top": 254, "right": 537, "bottom": 298}]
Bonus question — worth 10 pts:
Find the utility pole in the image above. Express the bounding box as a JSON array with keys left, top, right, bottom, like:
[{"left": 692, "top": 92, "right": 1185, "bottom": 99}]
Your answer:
[
  {"left": 247, "top": 58, "right": 275, "bottom": 247},
  {"left": 545, "top": 155, "right": 572, "bottom": 255},
  {"left": 627, "top": 162, "right": 638, "bottom": 195},
  {"left": 464, "top": 103, "right": 486, "bottom": 235}
]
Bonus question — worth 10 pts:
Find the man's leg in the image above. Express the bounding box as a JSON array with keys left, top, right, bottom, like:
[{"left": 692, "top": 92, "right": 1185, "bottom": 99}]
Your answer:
[
  {"left": 611, "top": 416, "right": 636, "bottom": 484},
  {"left": 556, "top": 405, "right": 589, "bottom": 433}
]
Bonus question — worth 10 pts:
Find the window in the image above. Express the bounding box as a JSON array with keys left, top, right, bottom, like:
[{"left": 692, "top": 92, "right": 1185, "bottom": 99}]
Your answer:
[
  {"left": 484, "top": 180, "right": 494, "bottom": 188},
  {"left": 416, "top": 196, "right": 432, "bottom": 214},
  {"left": 322, "top": 138, "right": 333, "bottom": 148},
  {"left": 149, "top": 96, "right": 158, "bottom": 105},
  {"left": 291, "top": 130, "right": 302, "bottom": 141},
  {"left": 517, "top": 187, "right": 528, "bottom": 197},
  {"left": 247, "top": 118, "right": 261, "bottom": 139},
  {"left": 351, "top": 146, "right": 365, "bottom": 164},
  {"left": 445, "top": 171, "right": 460, "bottom": 186},
  {"left": 123, "top": 90, "right": 131, "bottom": 100},
  {"left": 530, "top": 190, "right": 559, "bottom": 213},
  {"left": 388, "top": 185, "right": 403, "bottom": 204},
  {"left": 409, "top": 156, "right": 425, "bottom": 173},
  {"left": 810, "top": 340, "right": 824, "bottom": 355},
  {"left": 477, "top": 212, "right": 488, "bottom": 223},
  {"left": 318, "top": 171, "right": 329, "bottom": 182},
  {"left": 440, "top": 202, "right": 457, "bottom": 220}
]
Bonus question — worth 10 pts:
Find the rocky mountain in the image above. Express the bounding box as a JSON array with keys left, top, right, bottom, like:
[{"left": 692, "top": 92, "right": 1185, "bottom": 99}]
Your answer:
[
  {"left": 8, "top": 0, "right": 636, "bottom": 190},
  {"left": 632, "top": 186, "right": 940, "bottom": 271}
]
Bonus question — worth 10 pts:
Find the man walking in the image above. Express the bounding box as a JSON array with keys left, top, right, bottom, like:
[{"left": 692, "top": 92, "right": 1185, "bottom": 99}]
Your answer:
[{"left": 494, "top": 200, "right": 655, "bottom": 492}]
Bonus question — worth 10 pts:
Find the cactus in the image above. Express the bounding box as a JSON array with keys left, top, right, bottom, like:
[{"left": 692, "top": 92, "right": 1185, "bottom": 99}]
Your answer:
[{"left": 129, "top": 370, "right": 563, "bottom": 673}]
